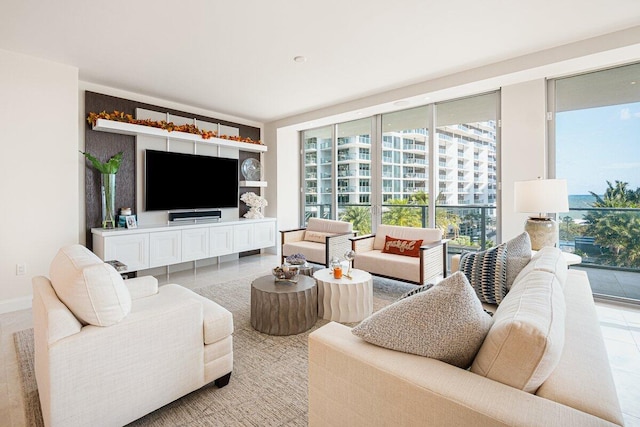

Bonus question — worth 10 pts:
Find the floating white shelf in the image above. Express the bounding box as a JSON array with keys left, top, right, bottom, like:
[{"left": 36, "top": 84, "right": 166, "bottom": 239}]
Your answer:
[
  {"left": 240, "top": 181, "right": 267, "bottom": 187},
  {"left": 92, "top": 119, "right": 268, "bottom": 153}
]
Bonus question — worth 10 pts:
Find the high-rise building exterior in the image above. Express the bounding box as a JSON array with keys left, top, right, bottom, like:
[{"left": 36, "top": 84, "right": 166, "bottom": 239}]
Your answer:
[{"left": 302, "top": 120, "right": 497, "bottom": 219}]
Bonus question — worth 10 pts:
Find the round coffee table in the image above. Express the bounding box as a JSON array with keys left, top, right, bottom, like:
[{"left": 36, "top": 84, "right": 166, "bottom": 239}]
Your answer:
[
  {"left": 313, "top": 268, "right": 373, "bottom": 323},
  {"left": 250, "top": 275, "right": 318, "bottom": 335}
]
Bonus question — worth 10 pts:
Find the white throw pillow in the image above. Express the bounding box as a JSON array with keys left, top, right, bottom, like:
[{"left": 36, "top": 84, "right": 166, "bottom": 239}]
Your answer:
[
  {"left": 49, "top": 244, "right": 131, "bottom": 326},
  {"left": 352, "top": 272, "right": 493, "bottom": 368}
]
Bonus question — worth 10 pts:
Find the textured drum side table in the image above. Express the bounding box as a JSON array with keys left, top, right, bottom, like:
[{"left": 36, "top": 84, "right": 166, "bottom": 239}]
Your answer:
[
  {"left": 313, "top": 268, "right": 373, "bottom": 323},
  {"left": 250, "top": 275, "right": 318, "bottom": 335}
]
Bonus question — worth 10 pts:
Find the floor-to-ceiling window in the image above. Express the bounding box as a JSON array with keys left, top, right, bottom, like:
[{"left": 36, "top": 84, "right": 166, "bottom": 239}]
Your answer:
[
  {"left": 302, "top": 126, "right": 333, "bottom": 221},
  {"left": 550, "top": 62, "right": 640, "bottom": 302},
  {"left": 335, "top": 118, "right": 373, "bottom": 234},
  {"left": 300, "top": 92, "right": 499, "bottom": 250},
  {"left": 380, "top": 106, "right": 430, "bottom": 228},
  {"left": 435, "top": 93, "right": 499, "bottom": 250}
]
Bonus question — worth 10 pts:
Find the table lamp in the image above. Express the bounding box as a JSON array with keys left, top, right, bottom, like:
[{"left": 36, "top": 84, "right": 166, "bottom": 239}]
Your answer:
[{"left": 514, "top": 178, "right": 569, "bottom": 250}]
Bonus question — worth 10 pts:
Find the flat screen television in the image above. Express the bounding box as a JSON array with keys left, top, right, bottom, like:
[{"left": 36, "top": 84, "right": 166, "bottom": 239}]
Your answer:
[{"left": 145, "top": 149, "right": 239, "bottom": 211}]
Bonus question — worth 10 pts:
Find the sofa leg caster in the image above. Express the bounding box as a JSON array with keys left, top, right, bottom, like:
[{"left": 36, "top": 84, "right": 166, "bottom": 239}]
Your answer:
[{"left": 215, "top": 372, "right": 231, "bottom": 388}]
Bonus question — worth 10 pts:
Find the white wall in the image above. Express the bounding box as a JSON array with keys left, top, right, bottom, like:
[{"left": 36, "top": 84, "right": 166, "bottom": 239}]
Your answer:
[
  {"left": 0, "top": 49, "right": 79, "bottom": 313},
  {"left": 500, "top": 79, "right": 548, "bottom": 241}
]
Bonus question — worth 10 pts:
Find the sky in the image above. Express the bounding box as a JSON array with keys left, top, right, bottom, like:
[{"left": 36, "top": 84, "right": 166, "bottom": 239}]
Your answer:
[{"left": 556, "top": 102, "right": 640, "bottom": 195}]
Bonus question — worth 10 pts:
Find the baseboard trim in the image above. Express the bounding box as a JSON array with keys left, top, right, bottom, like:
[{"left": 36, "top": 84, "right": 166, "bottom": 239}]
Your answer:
[{"left": 0, "top": 295, "right": 32, "bottom": 314}]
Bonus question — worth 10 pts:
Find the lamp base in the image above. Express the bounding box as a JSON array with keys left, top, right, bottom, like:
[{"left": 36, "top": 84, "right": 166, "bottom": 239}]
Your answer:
[{"left": 524, "top": 217, "right": 558, "bottom": 251}]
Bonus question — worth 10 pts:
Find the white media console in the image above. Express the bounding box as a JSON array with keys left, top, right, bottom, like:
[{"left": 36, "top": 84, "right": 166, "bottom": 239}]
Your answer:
[{"left": 92, "top": 217, "right": 277, "bottom": 273}]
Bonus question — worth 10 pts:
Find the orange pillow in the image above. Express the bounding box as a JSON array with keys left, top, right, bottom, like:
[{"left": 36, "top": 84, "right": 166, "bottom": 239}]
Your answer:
[{"left": 382, "top": 236, "right": 423, "bottom": 257}]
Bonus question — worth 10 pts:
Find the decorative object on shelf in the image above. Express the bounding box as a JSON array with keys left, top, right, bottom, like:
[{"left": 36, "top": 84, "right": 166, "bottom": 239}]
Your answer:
[
  {"left": 344, "top": 250, "right": 356, "bottom": 279},
  {"left": 514, "top": 178, "right": 569, "bottom": 250},
  {"left": 241, "top": 158, "right": 262, "bottom": 181},
  {"left": 101, "top": 174, "right": 116, "bottom": 229},
  {"left": 272, "top": 265, "right": 298, "bottom": 283},
  {"left": 87, "top": 110, "right": 263, "bottom": 145},
  {"left": 120, "top": 207, "right": 132, "bottom": 216},
  {"left": 80, "top": 151, "right": 123, "bottom": 229},
  {"left": 117, "top": 214, "right": 136, "bottom": 228},
  {"left": 125, "top": 215, "right": 138, "bottom": 229},
  {"left": 240, "top": 192, "right": 268, "bottom": 219}
]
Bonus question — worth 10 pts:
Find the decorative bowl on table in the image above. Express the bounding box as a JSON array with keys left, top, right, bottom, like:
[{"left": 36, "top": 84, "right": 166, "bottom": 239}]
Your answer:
[
  {"left": 285, "top": 253, "right": 307, "bottom": 267},
  {"left": 272, "top": 265, "right": 299, "bottom": 282}
]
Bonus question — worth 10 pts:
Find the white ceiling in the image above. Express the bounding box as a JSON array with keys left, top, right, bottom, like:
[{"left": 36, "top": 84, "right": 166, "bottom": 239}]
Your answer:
[{"left": 2, "top": 0, "right": 640, "bottom": 124}]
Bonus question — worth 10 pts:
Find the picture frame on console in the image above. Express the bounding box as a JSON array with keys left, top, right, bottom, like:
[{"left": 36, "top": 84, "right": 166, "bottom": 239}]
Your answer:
[{"left": 125, "top": 215, "right": 137, "bottom": 229}]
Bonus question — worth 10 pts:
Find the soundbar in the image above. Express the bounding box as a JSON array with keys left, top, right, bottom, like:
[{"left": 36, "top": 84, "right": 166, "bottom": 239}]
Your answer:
[{"left": 169, "top": 210, "right": 222, "bottom": 222}]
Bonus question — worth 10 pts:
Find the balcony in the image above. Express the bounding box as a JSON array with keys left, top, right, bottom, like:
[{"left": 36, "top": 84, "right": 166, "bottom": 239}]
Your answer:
[
  {"left": 403, "top": 157, "right": 426, "bottom": 165},
  {"left": 403, "top": 173, "right": 426, "bottom": 179},
  {"left": 403, "top": 143, "right": 426, "bottom": 151}
]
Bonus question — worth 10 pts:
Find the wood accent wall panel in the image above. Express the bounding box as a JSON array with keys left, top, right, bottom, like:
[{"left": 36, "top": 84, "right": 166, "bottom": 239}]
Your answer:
[{"left": 84, "top": 91, "right": 261, "bottom": 250}]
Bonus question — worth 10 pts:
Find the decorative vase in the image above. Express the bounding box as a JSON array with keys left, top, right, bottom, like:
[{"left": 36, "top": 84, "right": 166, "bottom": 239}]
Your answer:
[
  {"left": 101, "top": 173, "right": 116, "bottom": 228},
  {"left": 244, "top": 206, "right": 264, "bottom": 219}
]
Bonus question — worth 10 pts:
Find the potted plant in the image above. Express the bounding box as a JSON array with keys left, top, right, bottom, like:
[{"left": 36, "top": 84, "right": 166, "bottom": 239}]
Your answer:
[{"left": 80, "top": 151, "right": 123, "bottom": 228}]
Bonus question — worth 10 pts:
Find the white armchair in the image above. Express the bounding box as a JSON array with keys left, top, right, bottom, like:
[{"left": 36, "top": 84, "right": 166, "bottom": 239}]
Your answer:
[
  {"left": 32, "top": 244, "right": 233, "bottom": 427},
  {"left": 281, "top": 218, "right": 355, "bottom": 267},
  {"left": 350, "top": 224, "right": 448, "bottom": 285}
]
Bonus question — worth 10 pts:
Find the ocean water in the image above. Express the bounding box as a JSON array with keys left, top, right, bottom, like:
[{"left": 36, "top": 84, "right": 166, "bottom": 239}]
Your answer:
[
  {"left": 565, "top": 194, "right": 600, "bottom": 220},
  {"left": 569, "top": 194, "right": 599, "bottom": 209}
]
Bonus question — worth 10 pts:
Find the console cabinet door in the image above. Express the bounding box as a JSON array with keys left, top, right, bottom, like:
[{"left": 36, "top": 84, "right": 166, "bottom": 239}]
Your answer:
[
  {"left": 182, "top": 227, "right": 209, "bottom": 261},
  {"left": 233, "top": 224, "right": 254, "bottom": 252},
  {"left": 149, "top": 230, "right": 181, "bottom": 268},
  {"left": 253, "top": 221, "right": 276, "bottom": 248},
  {"left": 210, "top": 226, "right": 234, "bottom": 257},
  {"left": 102, "top": 234, "right": 149, "bottom": 272}
]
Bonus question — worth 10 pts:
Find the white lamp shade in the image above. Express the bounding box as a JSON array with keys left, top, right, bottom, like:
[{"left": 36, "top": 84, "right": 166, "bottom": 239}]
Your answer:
[{"left": 514, "top": 179, "right": 569, "bottom": 215}]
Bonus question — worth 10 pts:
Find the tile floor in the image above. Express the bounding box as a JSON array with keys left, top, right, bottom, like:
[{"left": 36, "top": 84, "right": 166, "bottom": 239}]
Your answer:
[{"left": 1, "top": 253, "right": 639, "bottom": 426}]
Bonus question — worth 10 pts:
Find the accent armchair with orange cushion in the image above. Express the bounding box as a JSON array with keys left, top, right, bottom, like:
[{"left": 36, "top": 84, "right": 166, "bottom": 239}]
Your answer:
[
  {"left": 281, "top": 218, "right": 355, "bottom": 267},
  {"left": 350, "top": 224, "right": 448, "bottom": 285}
]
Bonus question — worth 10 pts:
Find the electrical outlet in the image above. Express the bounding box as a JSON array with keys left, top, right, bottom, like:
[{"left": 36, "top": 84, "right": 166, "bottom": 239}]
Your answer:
[{"left": 16, "top": 263, "right": 26, "bottom": 276}]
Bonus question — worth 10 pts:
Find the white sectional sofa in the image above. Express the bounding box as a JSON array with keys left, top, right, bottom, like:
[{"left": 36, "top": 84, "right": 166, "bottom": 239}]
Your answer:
[{"left": 308, "top": 247, "right": 624, "bottom": 426}]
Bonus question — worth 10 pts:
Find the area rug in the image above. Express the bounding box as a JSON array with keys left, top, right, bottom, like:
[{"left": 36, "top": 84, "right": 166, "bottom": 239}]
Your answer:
[{"left": 14, "top": 273, "right": 415, "bottom": 426}]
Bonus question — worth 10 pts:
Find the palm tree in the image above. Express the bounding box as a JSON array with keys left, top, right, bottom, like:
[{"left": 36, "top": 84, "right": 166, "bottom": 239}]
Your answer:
[
  {"left": 382, "top": 199, "right": 421, "bottom": 227},
  {"left": 340, "top": 206, "right": 372, "bottom": 235},
  {"left": 584, "top": 180, "right": 640, "bottom": 268}
]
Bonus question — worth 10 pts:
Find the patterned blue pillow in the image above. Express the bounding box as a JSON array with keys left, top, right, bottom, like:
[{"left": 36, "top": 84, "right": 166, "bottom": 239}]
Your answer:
[
  {"left": 460, "top": 243, "right": 508, "bottom": 305},
  {"left": 397, "top": 283, "right": 434, "bottom": 301}
]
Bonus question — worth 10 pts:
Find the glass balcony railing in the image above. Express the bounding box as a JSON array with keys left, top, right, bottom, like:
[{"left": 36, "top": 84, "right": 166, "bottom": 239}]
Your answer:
[
  {"left": 559, "top": 207, "right": 640, "bottom": 271},
  {"left": 329, "top": 203, "right": 496, "bottom": 253}
]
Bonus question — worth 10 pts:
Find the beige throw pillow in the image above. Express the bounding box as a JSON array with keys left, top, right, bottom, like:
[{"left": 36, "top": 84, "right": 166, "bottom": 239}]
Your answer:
[
  {"left": 352, "top": 272, "right": 493, "bottom": 368},
  {"left": 505, "top": 232, "right": 532, "bottom": 290},
  {"left": 304, "top": 230, "right": 336, "bottom": 243},
  {"left": 470, "top": 270, "right": 565, "bottom": 393}
]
